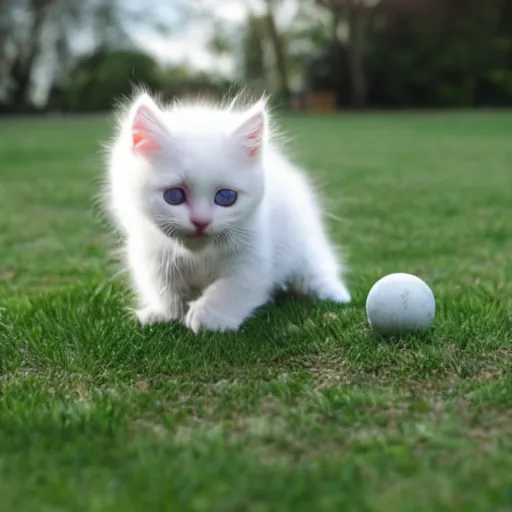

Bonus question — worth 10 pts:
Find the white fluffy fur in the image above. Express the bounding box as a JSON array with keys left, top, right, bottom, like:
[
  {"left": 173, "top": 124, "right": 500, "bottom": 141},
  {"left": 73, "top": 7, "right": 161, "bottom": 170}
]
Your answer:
[{"left": 105, "top": 92, "right": 351, "bottom": 333}]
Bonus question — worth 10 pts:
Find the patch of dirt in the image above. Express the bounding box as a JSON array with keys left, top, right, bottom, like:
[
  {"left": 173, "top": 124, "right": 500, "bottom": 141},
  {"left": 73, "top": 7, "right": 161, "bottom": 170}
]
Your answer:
[
  {"left": 295, "top": 352, "right": 353, "bottom": 389},
  {"left": 0, "top": 270, "right": 16, "bottom": 281}
]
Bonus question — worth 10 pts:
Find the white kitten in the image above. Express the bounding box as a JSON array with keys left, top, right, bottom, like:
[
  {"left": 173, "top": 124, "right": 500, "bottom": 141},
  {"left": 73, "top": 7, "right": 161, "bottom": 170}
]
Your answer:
[{"left": 105, "top": 92, "right": 350, "bottom": 333}]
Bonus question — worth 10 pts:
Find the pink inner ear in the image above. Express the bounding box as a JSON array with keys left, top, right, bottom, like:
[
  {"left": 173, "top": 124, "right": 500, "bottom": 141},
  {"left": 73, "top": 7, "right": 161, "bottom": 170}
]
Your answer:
[
  {"left": 131, "top": 105, "right": 161, "bottom": 153},
  {"left": 132, "top": 132, "right": 160, "bottom": 153},
  {"left": 240, "top": 114, "right": 264, "bottom": 158}
]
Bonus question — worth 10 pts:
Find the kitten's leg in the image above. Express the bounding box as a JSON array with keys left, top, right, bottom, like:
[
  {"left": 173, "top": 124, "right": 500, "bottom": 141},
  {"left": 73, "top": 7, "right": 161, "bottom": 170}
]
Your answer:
[
  {"left": 184, "top": 272, "right": 270, "bottom": 333},
  {"left": 135, "top": 293, "right": 186, "bottom": 326},
  {"left": 127, "top": 242, "right": 186, "bottom": 325},
  {"left": 293, "top": 238, "right": 351, "bottom": 304}
]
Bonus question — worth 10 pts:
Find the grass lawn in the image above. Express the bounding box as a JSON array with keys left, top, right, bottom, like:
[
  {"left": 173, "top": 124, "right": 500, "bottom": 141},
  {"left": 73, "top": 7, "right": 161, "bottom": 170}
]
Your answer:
[{"left": 0, "top": 111, "right": 511, "bottom": 511}]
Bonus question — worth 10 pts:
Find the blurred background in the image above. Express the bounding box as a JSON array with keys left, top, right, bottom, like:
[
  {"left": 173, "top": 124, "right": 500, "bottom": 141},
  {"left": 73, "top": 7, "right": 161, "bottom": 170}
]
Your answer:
[{"left": 1, "top": 0, "right": 511, "bottom": 115}]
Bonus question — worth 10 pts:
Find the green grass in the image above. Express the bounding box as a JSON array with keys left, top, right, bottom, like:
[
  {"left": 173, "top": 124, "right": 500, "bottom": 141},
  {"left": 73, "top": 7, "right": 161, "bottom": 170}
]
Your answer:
[{"left": 1, "top": 112, "right": 511, "bottom": 511}]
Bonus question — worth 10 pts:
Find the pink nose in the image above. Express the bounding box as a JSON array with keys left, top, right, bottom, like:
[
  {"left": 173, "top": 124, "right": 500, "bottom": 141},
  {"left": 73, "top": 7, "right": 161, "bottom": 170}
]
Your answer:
[{"left": 191, "top": 220, "right": 210, "bottom": 233}]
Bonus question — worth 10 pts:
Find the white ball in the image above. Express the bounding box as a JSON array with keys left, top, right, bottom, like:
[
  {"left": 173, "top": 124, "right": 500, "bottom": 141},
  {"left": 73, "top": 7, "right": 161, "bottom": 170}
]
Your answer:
[{"left": 366, "top": 273, "right": 435, "bottom": 335}]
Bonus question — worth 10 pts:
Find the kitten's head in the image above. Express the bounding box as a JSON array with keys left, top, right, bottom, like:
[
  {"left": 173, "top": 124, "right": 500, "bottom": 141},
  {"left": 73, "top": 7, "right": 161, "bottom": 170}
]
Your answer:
[{"left": 119, "top": 93, "right": 268, "bottom": 249}]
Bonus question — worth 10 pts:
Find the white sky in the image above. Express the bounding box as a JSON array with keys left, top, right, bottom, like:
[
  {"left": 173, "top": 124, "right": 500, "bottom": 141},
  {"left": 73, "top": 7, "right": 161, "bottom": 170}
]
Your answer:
[
  {"left": 131, "top": 0, "right": 300, "bottom": 77},
  {"left": 132, "top": 0, "right": 251, "bottom": 76}
]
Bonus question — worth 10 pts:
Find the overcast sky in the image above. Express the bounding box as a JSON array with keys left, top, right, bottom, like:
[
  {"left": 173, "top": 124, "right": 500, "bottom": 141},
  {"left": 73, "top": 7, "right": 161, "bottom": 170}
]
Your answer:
[
  {"left": 135, "top": 0, "right": 249, "bottom": 75},
  {"left": 130, "top": 0, "right": 300, "bottom": 76}
]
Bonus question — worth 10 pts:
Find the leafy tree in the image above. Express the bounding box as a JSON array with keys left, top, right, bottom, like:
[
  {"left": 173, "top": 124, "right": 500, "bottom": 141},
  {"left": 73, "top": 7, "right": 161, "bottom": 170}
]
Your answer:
[
  {"left": 60, "top": 50, "right": 162, "bottom": 111},
  {"left": 367, "top": 0, "right": 512, "bottom": 106}
]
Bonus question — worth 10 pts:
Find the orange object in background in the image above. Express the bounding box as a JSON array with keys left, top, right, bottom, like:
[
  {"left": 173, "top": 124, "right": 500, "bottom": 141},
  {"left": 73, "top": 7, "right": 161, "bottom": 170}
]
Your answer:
[{"left": 305, "top": 91, "right": 336, "bottom": 113}]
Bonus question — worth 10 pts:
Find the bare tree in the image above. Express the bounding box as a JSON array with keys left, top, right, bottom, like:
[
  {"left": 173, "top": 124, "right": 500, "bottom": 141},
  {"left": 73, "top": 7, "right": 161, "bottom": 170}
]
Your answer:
[
  {"left": 263, "top": 0, "right": 290, "bottom": 100},
  {"left": 6, "top": 0, "right": 57, "bottom": 110},
  {"left": 316, "top": 0, "right": 378, "bottom": 107},
  {"left": 0, "top": 0, "right": 17, "bottom": 97},
  {"left": 208, "top": 20, "right": 235, "bottom": 76},
  {"left": 0, "top": 0, "right": 96, "bottom": 110},
  {"left": 1, "top": 0, "right": 190, "bottom": 111}
]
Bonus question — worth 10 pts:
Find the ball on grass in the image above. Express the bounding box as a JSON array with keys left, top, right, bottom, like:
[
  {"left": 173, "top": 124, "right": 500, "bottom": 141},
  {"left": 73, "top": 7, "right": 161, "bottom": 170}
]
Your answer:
[{"left": 366, "top": 273, "right": 435, "bottom": 335}]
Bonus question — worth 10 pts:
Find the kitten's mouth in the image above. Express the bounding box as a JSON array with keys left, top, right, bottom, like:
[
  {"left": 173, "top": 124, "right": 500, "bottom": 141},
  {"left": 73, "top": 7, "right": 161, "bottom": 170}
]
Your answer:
[
  {"left": 186, "top": 231, "right": 209, "bottom": 239},
  {"left": 180, "top": 231, "right": 213, "bottom": 251},
  {"left": 180, "top": 229, "right": 214, "bottom": 248}
]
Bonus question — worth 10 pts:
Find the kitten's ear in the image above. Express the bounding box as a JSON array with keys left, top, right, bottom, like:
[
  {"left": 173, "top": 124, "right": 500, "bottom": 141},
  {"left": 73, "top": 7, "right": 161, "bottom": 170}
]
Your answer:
[
  {"left": 128, "top": 93, "right": 167, "bottom": 155},
  {"left": 228, "top": 100, "right": 267, "bottom": 158}
]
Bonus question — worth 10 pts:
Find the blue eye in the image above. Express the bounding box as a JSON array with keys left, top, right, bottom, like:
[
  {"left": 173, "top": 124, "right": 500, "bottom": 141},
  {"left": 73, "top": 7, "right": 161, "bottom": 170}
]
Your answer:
[
  {"left": 163, "top": 187, "right": 186, "bottom": 205},
  {"left": 214, "top": 189, "right": 237, "bottom": 207}
]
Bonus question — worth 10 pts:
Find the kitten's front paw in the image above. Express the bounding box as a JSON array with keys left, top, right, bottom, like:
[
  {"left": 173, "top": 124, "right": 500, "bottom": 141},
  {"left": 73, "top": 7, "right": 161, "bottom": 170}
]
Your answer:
[
  {"left": 136, "top": 306, "right": 173, "bottom": 326},
  {"left": 318, "top": 282, "right": 352, "bottom": 304},
  {"left": 184, "top": 299, "right": 242, "bottom": 334},
  {"left": 136, "top": 297, "right": 187, "bottom": 326}
]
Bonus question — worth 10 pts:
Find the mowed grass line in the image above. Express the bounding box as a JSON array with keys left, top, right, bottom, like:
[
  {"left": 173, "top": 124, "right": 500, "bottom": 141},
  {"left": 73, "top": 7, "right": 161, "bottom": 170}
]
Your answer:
[{"left": 0, "top": 112, "right": 511, "bottom": 511}]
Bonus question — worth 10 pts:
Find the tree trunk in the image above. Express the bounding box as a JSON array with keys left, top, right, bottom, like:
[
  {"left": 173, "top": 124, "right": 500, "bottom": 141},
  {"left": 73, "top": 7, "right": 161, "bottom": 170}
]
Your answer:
[
  {"left": 346, "top": 0, "right": 367, "bottom": 107},
  {"left": 264, "top": 0, "right": 290, "bottom": 101},
  {"left": 9, "top": 2, "right": 52, "bottom": 112},
  {"left": 9, "top": 55, "right": 36, "bottom": 112}
]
